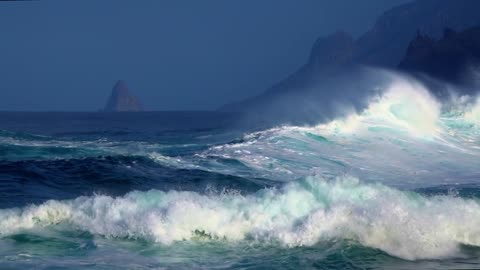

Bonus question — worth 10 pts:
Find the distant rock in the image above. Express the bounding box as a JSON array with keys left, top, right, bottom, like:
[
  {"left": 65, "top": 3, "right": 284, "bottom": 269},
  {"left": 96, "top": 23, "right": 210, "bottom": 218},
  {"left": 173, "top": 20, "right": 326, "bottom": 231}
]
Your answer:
[
  {"left": 104, "top": 80, "right": 144, "bottom": 112},
  {"left": 399, "top": 27, "right": 480, "bottom": 86}
]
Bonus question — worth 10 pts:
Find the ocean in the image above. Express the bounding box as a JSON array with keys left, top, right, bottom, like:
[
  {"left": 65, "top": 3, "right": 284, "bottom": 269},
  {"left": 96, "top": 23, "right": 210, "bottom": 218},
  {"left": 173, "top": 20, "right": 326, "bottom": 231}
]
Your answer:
[{"left": 0, "top": 77, "right": 480, "bottom": 269}]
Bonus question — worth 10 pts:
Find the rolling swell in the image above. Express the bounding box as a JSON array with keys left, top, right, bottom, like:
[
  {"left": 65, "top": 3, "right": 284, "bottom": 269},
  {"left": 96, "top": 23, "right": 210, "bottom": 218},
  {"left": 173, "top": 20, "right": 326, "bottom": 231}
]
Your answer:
[{"left": 0, "top": 155, "right": 268, "bottom": 208}]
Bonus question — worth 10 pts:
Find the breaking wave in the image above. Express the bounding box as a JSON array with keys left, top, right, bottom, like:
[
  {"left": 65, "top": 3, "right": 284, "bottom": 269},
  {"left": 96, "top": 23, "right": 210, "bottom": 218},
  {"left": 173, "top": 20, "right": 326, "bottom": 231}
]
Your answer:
[
  {"left": 1, "top": 176, "right": 480, "bottom": 260},
  {"left": 205, "top": 74, "right": 480, "bottom": 187}
]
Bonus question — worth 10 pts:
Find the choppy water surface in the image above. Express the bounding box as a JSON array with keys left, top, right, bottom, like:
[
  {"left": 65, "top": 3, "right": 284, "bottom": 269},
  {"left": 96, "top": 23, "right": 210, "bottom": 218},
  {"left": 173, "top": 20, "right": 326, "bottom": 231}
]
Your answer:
[{"left": 0, "top": 77, "right": 480, "bottom": 269}]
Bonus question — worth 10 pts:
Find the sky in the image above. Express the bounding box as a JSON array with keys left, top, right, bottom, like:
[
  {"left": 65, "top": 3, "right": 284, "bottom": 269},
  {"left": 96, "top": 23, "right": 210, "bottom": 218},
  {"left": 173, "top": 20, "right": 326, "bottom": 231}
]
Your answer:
[{"left": 0, "top": 0, "right": 410, "bottom": 111}]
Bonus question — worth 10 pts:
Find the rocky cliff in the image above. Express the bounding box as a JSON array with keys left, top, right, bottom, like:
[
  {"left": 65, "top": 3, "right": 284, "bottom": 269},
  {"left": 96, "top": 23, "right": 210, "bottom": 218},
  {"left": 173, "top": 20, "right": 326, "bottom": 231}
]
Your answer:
[
  {"left": 399, "top": 26, "right": 480, "bottom": 87},
  {"left": 104, "top": 80, "right": 144, "bottom": 112},
  {"left": 354, "top": 0, "right": 480, "bottom": 67}
]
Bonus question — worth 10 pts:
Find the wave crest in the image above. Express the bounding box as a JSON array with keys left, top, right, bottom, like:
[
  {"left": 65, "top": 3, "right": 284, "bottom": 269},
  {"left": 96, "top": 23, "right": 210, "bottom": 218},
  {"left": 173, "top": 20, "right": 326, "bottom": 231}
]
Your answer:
[{"left": 320, "top": 75, "right": 442, "bottom": 137}]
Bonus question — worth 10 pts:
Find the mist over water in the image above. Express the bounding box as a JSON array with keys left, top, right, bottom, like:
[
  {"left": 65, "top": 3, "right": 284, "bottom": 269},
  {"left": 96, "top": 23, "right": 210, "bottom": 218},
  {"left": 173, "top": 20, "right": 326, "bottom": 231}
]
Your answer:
[{"left": 0, "top": 71, "right": 480, "bottom": 269}]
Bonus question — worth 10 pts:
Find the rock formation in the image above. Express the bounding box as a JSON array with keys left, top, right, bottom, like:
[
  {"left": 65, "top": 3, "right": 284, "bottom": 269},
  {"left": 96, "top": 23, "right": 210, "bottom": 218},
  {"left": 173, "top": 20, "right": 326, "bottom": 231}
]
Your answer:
[
  {"left": 354, "top": 0, "right": 480, "bottom": 67},
  {"left": 104, "top": 80, "right": 144, "bottom": 112},
  {"left": 399, "top": 27, "right": 480, "bottom": 86}
]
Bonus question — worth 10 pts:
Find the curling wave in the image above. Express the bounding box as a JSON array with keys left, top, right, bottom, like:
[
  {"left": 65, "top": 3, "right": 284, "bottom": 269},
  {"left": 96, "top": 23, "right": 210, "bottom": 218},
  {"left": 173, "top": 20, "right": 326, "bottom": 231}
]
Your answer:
[{"left": 205, "top": 75, "right": 480, "bottom": 187}]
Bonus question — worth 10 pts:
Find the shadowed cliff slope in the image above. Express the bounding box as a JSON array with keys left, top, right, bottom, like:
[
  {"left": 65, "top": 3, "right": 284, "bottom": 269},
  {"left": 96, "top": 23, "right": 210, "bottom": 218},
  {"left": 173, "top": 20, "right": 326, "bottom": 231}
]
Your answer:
[{"left": 399, "top": 27, "right": 480, "bottom": 88}]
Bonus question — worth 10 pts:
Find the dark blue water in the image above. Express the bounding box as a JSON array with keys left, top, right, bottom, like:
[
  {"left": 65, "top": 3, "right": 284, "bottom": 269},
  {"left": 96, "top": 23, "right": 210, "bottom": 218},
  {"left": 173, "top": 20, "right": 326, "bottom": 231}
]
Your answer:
[
  {"left": 0, "top": 112, "right": 252, "bottom": 208},
  {"left": 0, "top": 100, "right": 479, "bottom": 270}
]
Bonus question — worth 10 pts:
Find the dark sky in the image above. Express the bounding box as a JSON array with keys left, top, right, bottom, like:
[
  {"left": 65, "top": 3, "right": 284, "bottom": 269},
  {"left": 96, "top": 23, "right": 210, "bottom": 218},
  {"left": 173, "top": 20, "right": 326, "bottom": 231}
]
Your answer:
[{"left": 0, "top": 0, "right": 410, "bottom": 111}]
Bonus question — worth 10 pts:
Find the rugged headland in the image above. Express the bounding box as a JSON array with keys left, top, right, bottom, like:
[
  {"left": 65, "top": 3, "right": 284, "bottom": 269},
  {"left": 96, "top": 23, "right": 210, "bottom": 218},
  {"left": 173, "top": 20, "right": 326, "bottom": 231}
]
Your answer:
[{"left": 221, "top": 0, "right": 480, "bottom": 125}]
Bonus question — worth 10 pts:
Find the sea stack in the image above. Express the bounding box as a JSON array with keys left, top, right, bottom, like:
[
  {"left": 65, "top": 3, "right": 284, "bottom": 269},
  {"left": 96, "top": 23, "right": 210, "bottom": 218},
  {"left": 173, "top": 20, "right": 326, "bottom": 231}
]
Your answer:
[{"left": 104, "top": 80, "right": 144, "bottom": 112}]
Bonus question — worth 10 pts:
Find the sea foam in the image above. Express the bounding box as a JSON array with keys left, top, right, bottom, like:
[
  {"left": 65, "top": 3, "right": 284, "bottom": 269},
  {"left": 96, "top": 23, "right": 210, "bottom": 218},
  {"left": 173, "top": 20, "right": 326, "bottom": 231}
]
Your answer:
[{"left": 1, "top": 176, "right": 480, "bottom": 260}]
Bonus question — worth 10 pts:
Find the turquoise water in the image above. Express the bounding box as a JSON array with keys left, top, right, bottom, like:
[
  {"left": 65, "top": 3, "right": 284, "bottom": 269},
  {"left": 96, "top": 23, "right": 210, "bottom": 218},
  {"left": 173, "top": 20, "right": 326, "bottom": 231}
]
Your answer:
[{"left": 0, "top": 77, "right": 480, "bottom": 269}]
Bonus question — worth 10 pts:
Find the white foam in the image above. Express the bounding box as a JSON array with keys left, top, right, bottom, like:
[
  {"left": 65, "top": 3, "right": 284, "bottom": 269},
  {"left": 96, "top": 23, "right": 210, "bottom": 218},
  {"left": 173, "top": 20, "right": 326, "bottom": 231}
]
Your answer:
[
  {"left": 314, "top": 74, "right": 441, "bottom": 137},
  {"left": 1, "top": 176, "right": 480, "bottom": 260},
  {"left": 464, "top": 97, "right": 480, "bottom": 124}
]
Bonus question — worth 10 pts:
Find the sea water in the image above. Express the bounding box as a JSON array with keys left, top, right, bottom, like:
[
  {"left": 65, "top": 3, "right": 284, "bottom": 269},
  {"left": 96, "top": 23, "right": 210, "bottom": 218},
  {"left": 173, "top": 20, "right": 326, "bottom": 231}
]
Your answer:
[{"left": 0, "top": 76, "right": 480, "bottom": 269}]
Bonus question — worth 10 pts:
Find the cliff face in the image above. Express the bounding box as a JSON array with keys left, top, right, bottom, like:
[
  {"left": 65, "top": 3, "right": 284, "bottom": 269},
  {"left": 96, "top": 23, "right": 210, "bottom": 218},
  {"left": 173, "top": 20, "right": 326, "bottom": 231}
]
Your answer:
[
  {"left": 221, "top": 31, "right": 357, "bottom": 113},
  {"left": 399, "top": 27, "right": 480, "bottom": 86},
  {"left": 354, "top": 0, "right": 480, "bottom": 67},
  {"left": 104, "top": 80, "right": 144, "bottom": 112},
  {"left": 309, "top": 31, "right": 355, "bottom": 73}
]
